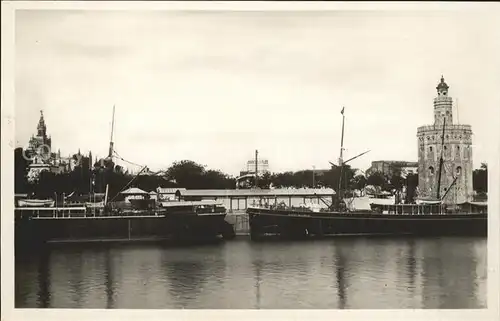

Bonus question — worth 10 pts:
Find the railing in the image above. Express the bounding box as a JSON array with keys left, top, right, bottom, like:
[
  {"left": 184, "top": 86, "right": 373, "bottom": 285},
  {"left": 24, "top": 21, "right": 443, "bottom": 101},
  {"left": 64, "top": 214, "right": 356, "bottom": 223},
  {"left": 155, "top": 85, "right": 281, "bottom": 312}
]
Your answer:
[{"left": 17, "top": 205, "right": 229, "bottom": 219}]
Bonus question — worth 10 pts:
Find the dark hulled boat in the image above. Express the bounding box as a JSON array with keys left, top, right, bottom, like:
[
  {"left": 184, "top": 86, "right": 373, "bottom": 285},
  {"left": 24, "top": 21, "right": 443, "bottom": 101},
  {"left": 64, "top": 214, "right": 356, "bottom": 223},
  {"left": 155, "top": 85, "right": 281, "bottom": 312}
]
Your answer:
[
  {"left": 15, "top": 199, "right": 235, "bottom": 251},
  {"left": 247, "top": 107, "right": 487, "bottom": 240},
  {"left": 247, "top": 201, "right": 487, "bottom": 240},
  {"left": 15, "top": 106, "right": 235, "bottom": 250}
]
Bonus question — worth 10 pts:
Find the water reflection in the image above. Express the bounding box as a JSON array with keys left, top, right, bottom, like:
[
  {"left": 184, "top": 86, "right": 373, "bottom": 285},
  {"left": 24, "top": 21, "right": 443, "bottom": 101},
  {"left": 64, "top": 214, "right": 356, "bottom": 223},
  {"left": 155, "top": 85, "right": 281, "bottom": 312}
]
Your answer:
[
  {"left": 68, "top": 251, "right": 84, "bottom": 307},
  {"left": 36, "top": 250, "right": 51, "bottom": 308},
  {"left": 407, "top": 239, "right": 416, "bottom": 290},
  {"left": 253, "top": 258, "right": 262, "bottom": 309},
  {"left": 420, "top": 238, "right": 484, "bottom": 308},
  {"left": 160, "top": 244, "right": 227, "bottom": 308},
  {"left": 333, "top": 243, "right": 347, "bottom": 309},
  {"left": 105, "top": 249, "right": 114, "bottom": 309},
  {"left": 15, "top": 237, "right": 486, "bottom": 309}
]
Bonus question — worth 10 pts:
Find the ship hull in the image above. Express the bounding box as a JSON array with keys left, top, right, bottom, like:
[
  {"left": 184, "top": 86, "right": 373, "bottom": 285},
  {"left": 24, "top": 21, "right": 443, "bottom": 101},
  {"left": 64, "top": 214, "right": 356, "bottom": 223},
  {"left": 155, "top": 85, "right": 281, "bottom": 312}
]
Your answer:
[
  {"left": 247, "top": 207, "right": 487, "bottom": 240},
  {"left": 15, "top": 211, "right": 234, "bottom": 252}
]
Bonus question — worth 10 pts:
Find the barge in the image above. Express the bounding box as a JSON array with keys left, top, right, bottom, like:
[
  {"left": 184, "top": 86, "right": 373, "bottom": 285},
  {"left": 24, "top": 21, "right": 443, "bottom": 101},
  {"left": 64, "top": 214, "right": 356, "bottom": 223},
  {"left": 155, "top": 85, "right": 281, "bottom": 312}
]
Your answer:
[{"left": 15, "top": 199, "right": 235, "bottom": 251}]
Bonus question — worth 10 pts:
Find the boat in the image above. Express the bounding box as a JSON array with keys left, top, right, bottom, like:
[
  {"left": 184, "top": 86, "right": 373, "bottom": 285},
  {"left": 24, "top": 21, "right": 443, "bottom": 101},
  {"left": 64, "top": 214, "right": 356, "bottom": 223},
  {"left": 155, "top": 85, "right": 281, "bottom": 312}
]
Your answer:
[
  {"left": 14, "top": 106, "right": 235, "bottom": 250},
  {"left": 17, "top": 199, "right": 55, "bottom": 207},
  {"left": 247, "top": 108, "right": 487, "bottom": 240},
  {"left": 16, "top": 197, "right": 234, "bottom": 246}
]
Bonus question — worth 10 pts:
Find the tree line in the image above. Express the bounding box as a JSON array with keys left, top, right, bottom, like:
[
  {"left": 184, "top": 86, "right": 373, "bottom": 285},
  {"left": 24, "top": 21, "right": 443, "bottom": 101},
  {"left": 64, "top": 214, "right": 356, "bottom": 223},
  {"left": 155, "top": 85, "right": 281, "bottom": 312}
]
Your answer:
[{"left": 14, "top": 148, "right": 487, "bottom": 201}]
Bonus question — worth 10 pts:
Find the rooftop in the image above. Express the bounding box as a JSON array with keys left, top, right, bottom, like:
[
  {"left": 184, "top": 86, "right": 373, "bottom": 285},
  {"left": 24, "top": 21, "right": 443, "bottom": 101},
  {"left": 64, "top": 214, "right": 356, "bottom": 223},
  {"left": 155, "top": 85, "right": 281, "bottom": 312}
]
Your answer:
[
  {"left": 175, "top": 188, "right": 335, "bottom": 198},
  {"left": 121, "top": 187, "right": 148, "bottom": 195}
]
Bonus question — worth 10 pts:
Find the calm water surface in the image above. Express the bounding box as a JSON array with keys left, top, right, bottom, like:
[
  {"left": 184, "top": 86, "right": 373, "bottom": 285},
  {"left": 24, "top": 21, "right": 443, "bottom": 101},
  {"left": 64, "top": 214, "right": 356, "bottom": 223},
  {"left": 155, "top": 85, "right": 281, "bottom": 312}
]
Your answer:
[{"left": 15, "top": 237, "right": 487, "bottom": 309}]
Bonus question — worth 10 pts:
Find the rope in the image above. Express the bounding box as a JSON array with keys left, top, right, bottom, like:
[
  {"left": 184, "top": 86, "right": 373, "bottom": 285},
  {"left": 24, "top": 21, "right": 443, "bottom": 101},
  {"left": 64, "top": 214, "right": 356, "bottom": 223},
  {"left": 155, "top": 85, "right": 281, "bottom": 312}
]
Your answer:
[{"left": 113, "top": 150, "right": 145, "bottom": 168}]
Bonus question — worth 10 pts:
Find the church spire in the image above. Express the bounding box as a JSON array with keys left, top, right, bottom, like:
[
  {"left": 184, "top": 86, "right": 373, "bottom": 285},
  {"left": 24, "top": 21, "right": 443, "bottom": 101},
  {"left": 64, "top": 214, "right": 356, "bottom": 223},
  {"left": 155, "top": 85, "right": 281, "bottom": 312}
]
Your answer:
[{"left": 37, "top": 110, "right": 47, "bottom": 137}]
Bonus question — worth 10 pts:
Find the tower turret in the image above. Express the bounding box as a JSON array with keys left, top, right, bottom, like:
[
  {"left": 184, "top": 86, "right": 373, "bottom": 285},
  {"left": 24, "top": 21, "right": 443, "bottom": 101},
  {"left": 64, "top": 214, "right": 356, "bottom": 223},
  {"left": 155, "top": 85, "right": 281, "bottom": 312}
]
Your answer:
[{"left": 433, "top": 76, "right": 453, "bottom": 125}]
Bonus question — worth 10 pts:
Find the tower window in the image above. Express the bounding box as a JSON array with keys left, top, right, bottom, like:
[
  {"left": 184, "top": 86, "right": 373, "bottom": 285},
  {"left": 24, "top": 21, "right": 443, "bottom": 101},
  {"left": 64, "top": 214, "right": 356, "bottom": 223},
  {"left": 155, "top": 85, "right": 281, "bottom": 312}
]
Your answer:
[
  {"left": 429, "top": 166, "right": 435, "bottom": 174},
  {"left": 444, "top": 146, "right": 447, "bottom": 150},
  {"left": 457, "top": 146, "right": 460, "bottom": 150},
  {"left": 429, "top": 146, "right": 433, "bottom": 152}
]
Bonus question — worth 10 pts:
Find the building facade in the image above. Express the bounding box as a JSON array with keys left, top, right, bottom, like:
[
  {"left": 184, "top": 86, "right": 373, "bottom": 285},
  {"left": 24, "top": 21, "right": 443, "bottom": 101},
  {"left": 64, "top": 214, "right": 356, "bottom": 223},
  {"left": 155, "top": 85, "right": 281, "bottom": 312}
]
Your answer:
[
  {"left": 241, "top": 158, "right": 270, "bottom": 176},
  {"left": 25, "top": 110, "right": 82, "bottom": 180},
  {"left": 416, "top": 77, "right": 473, "bottom": 204},
  {"left": 366, "top": 160, "right": 418, "bottom": 177}
]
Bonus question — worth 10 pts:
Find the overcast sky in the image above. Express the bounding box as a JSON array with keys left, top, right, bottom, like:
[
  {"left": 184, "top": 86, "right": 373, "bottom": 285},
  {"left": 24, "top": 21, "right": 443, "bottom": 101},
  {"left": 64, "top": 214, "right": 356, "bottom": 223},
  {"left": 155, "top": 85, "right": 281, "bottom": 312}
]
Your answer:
[{"left": 15, "top": 9, "right": 500, "bottom": 176}]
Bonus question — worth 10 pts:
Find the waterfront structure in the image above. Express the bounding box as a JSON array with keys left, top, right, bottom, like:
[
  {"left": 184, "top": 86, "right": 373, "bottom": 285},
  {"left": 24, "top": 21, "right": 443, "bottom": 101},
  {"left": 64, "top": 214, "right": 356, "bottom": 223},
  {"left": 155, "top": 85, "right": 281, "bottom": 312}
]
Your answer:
[
  {"left": 121, "top": 187, "right": 148, "bottom": 203},
  {"left": 156, "top": 187, "right": 186, "bottom": 201},
  {"left": 417, "top": 76, "right": 473, "bottom": 204},
  {"left": 175, "top": 188, "right": 335, "bottom": 213},
  {"left": 366, "top": 161, "right": 418, "bottom": 177}
]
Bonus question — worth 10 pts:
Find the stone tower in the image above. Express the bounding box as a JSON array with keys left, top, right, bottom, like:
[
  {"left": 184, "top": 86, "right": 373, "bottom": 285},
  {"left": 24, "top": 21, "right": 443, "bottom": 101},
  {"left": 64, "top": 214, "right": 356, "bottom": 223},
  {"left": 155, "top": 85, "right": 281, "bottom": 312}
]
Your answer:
[{"left": 416, "top": 77, "right": 473, "bottom": 204}]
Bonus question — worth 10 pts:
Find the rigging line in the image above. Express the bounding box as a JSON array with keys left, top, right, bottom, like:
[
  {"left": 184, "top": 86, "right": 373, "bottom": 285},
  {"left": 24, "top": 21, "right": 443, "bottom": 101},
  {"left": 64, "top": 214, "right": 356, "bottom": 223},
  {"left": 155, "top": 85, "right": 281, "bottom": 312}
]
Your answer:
[
  {"left": 112, "top": 150, "right": 168, "bottom": 176},
  {"left": 113, "top": 150, "right": 145, "bottom": 168}
]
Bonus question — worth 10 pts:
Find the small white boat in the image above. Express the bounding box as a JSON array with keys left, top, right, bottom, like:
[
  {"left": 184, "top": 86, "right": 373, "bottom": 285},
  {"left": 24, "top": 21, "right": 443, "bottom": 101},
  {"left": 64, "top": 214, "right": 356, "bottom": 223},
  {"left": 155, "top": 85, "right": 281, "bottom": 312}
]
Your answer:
[
  {"left": 18, "top": 199, "right": 55, "bottom": 207},
  {"left": 86, "top": 201, "right": 105, "bottom": 208}
]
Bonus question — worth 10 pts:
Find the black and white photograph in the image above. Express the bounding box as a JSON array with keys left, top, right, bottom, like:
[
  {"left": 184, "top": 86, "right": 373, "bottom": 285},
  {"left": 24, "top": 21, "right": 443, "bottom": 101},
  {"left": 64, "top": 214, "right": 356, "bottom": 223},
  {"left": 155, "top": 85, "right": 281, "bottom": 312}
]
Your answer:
[{"left": 2, "top": 1, "right": 499, "bottom": 320}]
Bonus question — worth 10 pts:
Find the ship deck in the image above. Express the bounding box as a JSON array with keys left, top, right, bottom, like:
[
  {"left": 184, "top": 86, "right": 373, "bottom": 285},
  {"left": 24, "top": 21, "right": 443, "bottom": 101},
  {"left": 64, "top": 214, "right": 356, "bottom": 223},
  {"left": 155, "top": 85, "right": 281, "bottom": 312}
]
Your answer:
[{"left": 15, "top": 206, "right": 226, "bottom": 220}]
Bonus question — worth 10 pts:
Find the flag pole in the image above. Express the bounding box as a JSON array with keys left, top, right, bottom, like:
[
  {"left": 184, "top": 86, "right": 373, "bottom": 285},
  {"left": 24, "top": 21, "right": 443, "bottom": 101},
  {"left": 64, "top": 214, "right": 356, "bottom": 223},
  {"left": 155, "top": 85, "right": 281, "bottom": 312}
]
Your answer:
[{"left": 338, "top": 107, "right": 345, "bottom": 209}]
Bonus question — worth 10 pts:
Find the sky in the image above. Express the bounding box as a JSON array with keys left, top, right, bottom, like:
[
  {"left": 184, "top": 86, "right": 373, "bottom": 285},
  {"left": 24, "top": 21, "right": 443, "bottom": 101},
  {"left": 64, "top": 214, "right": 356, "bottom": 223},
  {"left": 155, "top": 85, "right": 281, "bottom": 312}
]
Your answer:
[{"left": 14, "top": 9, "right": 500, "bottom": 176}]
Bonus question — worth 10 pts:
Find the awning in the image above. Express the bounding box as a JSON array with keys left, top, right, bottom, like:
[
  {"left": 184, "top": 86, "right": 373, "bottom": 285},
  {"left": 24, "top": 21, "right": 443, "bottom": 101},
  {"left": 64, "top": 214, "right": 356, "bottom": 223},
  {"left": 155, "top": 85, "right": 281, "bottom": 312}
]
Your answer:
[{"left": 121, "top": 187, "right": 148, "bottom": 195}]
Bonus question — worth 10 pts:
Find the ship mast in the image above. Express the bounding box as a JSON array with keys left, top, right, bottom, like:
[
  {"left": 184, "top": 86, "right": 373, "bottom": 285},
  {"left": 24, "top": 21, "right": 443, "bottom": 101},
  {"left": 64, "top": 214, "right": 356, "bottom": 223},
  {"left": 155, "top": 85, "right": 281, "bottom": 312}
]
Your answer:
[
  {"left": 337, "top": 107, "right": 345, "bottom": 202},
  {"left": 330, "top": 107, "right": 370, "bottom": 211},
  {"left": 255, "top": 149, "right": 259, "bottom": 188},
  {"left": 108, "top": 105, "right": 115, "bottom": 159},
  {"left": 436, "top": 118, "right": 446, "bottom": 200}
]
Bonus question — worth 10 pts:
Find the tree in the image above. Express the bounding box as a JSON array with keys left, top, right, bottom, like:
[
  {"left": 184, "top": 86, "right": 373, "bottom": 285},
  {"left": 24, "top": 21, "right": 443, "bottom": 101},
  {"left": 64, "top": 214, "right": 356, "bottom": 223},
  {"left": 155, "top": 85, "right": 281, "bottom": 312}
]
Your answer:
[
  {"left": 292, "top": 170, "right": 315, "bottom": 188},
  {"left": 257, "top": 172, "right": 273, "bottom": 189},
  {"left": 350, "top": 174, "right": 367, "bottom": 192},
  {"left": 14, "top": 148, "right": 29, "bottom": 194},
  {"left": 366, "top": 172, "right": 387, "bottom": 188},
  {"left": 405, "top": 173, "right": 419, "bottom": 204},
  {"left": 165, "top": 160, "right": 206, "bottom": 189},
  {"left": 202, "top": 170, "right": 236, "bottom": 189},
  {"left": 271, "top": 172, "right": 296, "bottom": 188},
  {"left": 387, "top": 166, "right": 404, "bottom": 192},
  {"left": 473, "top": 163, "right": 487, "bottom": 194}
]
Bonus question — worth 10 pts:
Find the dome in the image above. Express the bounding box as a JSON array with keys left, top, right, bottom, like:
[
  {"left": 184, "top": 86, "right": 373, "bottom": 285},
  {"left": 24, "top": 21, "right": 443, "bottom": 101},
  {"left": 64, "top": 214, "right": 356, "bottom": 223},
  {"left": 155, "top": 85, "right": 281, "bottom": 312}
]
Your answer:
[{"left": 436, "top": 75, "right": 449, "bottom": 91}]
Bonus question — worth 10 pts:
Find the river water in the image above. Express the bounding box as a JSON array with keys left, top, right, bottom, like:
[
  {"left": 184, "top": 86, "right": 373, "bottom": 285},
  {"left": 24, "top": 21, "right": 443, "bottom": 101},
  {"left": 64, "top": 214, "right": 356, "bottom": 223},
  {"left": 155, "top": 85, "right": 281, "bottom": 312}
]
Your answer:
[{"left": 15, "top": 236, "right": 486, "bottom": 309}]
